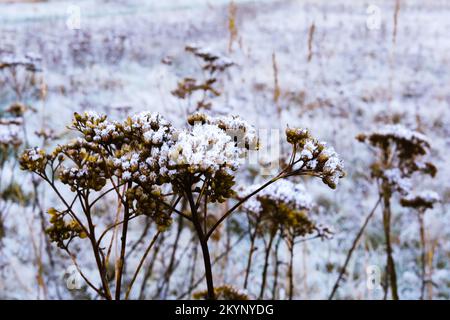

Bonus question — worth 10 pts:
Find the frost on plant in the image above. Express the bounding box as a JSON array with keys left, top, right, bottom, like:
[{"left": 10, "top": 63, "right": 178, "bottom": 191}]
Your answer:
[
  {"left": 401, "top": 190, "right": 440, "bottom": 210},
  {"left": 1, "top": 0, "right": 449, "bottom": 302},
  {"left": 285, "top": 128, "right": 345, "bottom": 189},
  {"left": 19, "top": 110, "right": 344, "bottom": 300},
  {"left": 356, "top": 124, "right": 438, "bottom": 300}
]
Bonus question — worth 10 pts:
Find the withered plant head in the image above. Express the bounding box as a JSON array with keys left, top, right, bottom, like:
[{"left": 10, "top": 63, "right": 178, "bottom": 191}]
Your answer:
[
  {"left": 19, "top": 111, "right": 260, "bottom": 234},
  {"left": 171, "top": 45, "right": 234, "bottom": 112},
  {"left": 46, "top": 207, "right": 87, "bottom": 248},
  {"left": 20, "top": 111, "right": 177, "bottom": 232},
  {"left": 357, "top": 124, "right": 437, "bottom": 194},
  {"left": 400, "top": 190, "right": 440, "bottom": 211},
  {"left": 185, "top": 45, "right": 234, "bottom": 74},
  {"left": 0, "top": 53, "right": 42, "bottom": 72},
  {"left": 284, "top": 127, "right": 345, "bottom": 189},
  {"left": 242, "top": 180, "right": 327, "bottom": 240},
  {"left": 0, "top": 103, "right": 30, "bottom": 159}
]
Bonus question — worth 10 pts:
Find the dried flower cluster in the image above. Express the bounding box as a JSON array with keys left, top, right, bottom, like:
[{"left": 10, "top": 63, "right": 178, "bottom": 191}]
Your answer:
[
  {"left": 185, "top": 45, "right": 234, "bottom": 73},
  {"left": 172, "top": 45, "right": 234, "bottom": 111},
  {"left": 46, "top": 207, "right": 87, "bottom": 248},
  {"left": 356, "top": 124, "right": 438, "bottom": 300},
  {"left": 19, "top": 110, "right": 345, "bottom": 300},
  {"left": 0, "top": 53, "right": 42, "bottom": 72},
  {"left": 285, "top": 128, "right": 345, "bottom": 189},
  {"left": 19, "top": 111, "right": 258, "bottom": 232},
  {"left": 357, "top": 124, "right": 437, "bottom": 192},
  {"left": 0, "top": 103, "right": 29, "bottom": 155},
  {"left": 243, "top": 179, "right": 312, "bottom": 214},
  {"left": 401, "top": 190, "right": 440, "bottom": 210},
  {"left": 0, "top": 121, "right": 21, "bottom": 150},
  {"left": 243, "top": 180, "right": 329, "bottom": 238}
]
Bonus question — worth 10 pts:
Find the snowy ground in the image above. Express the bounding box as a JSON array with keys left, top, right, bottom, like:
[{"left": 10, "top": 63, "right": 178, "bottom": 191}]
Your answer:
[{"left": 0, "top": 0, "right": 449, "bottom": 299}]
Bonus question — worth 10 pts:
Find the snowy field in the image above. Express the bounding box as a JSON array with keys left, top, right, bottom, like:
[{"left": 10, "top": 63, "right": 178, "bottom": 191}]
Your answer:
[{"left": 0, "top": 0, "right": 449, "bottom": 300}]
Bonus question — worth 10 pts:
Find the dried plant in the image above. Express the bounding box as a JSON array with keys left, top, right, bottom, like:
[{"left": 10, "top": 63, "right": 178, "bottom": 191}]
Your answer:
[
  {"left": 20, "top": 110, "right": 344, "bottom": 300},
  {"left": 242, "top": 180, "right": 332, "bottom": 299},
  {"left": 227, "top": 1, "right": 239, "bottom": 53},
  {"left": 272, "top": 52, "right": 281, "bottom": 117},
  {"left": 0, "top": 53, "right": 42, "bottom": 101},
  {"left": 307, "top": 22, "right": 315, "bottom": 63},
  {"left": 356, "top": 125, "right": 437, "bottom": 299},
  {"left": 172, "top": 45, "right": 234, "bottom": 113},
  {"left": 401, "top": 190, "right": 440, "bottom": 299}
]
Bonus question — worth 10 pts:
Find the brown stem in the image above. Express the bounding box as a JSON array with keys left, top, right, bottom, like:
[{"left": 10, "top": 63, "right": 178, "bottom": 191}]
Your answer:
[
  {"left": 244, "top": 215, "right": 260, "bottom": 289},
  {"left": 197, "top": 232, "right": 215, "bottom": 299},
  {"left": 329, "top": 197, "right": 381, "bottom": 299},
  {"left": 115, "top": 182, "right": 131, "bottom": 300},
  {"left": 272, "top": 232, "right": 283, "bottom": 299},
  {"left": 156, "top": 215, "right": 184, "bottom": 298},
  {"left": 177, "top": 232, "right": 246, "bottom": 299},
  {"left": 418, "top": 210, "right": 426, "bottom": 300},
  {"left": 382, "top": 183, "right": 399, "bottom": 300},
  {"left": 259, "top": 232, "right": 275, "bottom": 299},
  {"left": 186, "top": 188, "right": 215, "bottom": 300},
  {"left": 287, "top": 238, "right": 295, "bottom": 300},
  {"left": 85, "top": 207, "right": 112, "bottom": 300},
  {"left": 125, "top": 231, "right": 160, "bottom": 299},
  {"left": 138, "top": 232, "right": 165, "bottom": 299}
]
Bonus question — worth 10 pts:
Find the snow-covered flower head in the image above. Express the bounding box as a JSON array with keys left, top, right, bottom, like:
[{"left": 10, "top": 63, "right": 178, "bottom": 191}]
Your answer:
[
  {"left": 168, "top": 113, "right": 258, "bottom": 175},
  {"left": 357, "top": 124, "right": 437, "bottom": 184},
  {"left": 285, "top": 127, "right": 345, "bottom": 189},
  {"left": 401, "top": 190, "right": 440, "bottom": 210},
  {"left": 185, "top": 44, "right": 234, "bottom": 74},
  {"left": 242, "top": 180, "right": 319, "bottom": 237},
  {"left": 357, "top": 124, "right": 430, "bottom": 157},
  {"left": 0, "top": 52, "right": 42, "bottom": 72},
  {"left": 19, "top": 147, "right": 48, "bottom": 173},
  {"left": 0, "top": 122, "right": 22, "bottom": 149},
  {"left": 243, "top": 179, "right": 313, "bottom": 214},
  {"left": 168, "top": 123, "right": 238, "bottom": 172}
]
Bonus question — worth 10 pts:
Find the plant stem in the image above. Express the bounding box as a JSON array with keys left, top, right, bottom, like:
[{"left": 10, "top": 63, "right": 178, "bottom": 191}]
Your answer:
[
  {"left": 259, "top": 232, "right": 275, "bottom": 299},
  {"left": 418, "top": 210, "right": 426, "bottom": 300},
  {"left": 139, "top": 232, "right": 165, "bottom": 299},
  {"left": 186, "top": 188, "right": 215, "bottom": 300},
  {"left": 157, "top": 215, "right": 184, "bottom": 298},
  {"left": 329, "top": 196, "right": 381, "bottom": 300},
  {"left": 244, "top": 215, "right": 259, "bottom": 289},
  {"left": 125, "top": 231, "right": 160, "bottom": 299},
  {"left": 85, "top": 209, "right": 112, "bottom": 300},
  {"left": 272, "top": 233, "right": 282, "bottom": 299},
  {"left": 382, "top": 183, "right": 399, "bottom": 300},
  {"left": 115, "top": 182, "right": 131, "bottom": 300},
  {"left": 287, "top": 238, "right": 295, "bottom": 300}
]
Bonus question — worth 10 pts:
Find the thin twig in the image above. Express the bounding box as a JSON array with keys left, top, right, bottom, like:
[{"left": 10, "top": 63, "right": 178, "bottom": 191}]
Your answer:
[{"left": 329, "top": 196, "right": 381, "bottom": 300}]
